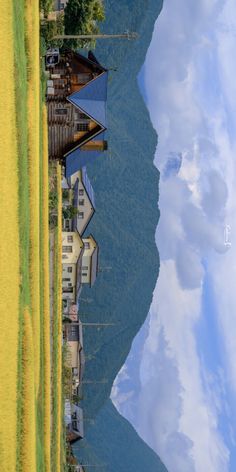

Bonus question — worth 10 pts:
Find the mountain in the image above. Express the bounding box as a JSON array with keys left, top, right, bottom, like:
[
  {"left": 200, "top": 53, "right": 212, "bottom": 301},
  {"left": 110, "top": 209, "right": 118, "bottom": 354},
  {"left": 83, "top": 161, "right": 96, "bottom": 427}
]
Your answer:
[
  {"left": 76, "top": 400, "right": 168, "bottom": 472},
  {"left": 74, "top": 0, "right": 167, "bottom": 470}
]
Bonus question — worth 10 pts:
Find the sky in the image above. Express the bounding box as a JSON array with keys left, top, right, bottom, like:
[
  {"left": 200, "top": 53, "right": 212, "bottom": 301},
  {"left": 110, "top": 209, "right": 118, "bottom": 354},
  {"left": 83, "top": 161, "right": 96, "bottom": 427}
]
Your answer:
[{"left": 111, "top": 0, "right": 236, "bottom": 471}]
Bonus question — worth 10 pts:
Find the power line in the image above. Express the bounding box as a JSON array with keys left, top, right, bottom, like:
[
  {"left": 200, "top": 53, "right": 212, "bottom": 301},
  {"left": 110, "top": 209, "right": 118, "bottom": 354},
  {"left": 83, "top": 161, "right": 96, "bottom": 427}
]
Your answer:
[{"left": 53, "top": 31, "right": 138, "bottom": 41}]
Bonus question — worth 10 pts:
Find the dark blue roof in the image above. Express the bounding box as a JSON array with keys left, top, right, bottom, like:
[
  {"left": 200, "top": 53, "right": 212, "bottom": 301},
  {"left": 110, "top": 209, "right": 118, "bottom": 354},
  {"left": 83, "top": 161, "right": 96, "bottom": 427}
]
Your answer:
[
  {"left": 68, "top": 72, "right": 108, "bottom": 128},
  {"left": 65, "top": 149, "right": 104, "bottom": 178}
]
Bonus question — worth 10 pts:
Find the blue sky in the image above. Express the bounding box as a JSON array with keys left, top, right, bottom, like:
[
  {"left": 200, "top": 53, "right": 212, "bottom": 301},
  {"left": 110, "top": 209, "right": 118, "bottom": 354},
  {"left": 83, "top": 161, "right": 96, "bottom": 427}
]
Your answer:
[{"left": 111, "top": 1, "right": 236, "bottom": 471}]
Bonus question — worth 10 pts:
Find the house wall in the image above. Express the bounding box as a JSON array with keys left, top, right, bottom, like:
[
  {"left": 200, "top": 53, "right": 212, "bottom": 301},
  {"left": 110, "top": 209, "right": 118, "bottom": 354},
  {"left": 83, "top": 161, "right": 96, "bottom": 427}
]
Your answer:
[
  {"left": 62, "top": 263, "right": 76, "bottom": 290},
  {"left": 67, "top": 341, "right": 79, "bottom": 369},
  {"left": 75, "top": 177, "right": 94, "bottom": 235},
  {"left": 81, "top": 236, "right": 98, "bottom": 286},
  {"left": 47, "top": 100, "right": 99, "bottom": 160},
  {"left": 81, "top": 253, "right": 91, "bottom": 285},
  {"left": 62, "top": 231, "right": 83, "bottom": 264}
]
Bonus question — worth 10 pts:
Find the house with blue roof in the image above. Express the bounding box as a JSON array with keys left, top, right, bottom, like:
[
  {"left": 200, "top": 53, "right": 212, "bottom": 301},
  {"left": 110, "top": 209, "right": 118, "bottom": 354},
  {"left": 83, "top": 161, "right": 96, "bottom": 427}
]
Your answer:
[{"left": 46, "top": 49, "right": 108, "bottom": 176}]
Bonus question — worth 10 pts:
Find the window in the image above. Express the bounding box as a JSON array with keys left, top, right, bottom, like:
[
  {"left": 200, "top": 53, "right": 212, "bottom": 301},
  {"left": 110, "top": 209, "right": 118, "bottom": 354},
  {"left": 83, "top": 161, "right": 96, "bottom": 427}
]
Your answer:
[
  {"left": 65, "top": 219, "right": 70, "bottom": 229},
  {"left": 60, "top": 2, "right": 65, "bottom": 9},
  {"left": 75, "top": 111, "right": 88, "bottom": 120},
  {"left": 82, "top": 272, "right": 87, "bottom": 277},
  {"left": 76, "top": 73, "right": 92, "bottom": 85},
  {"left": 63, "top": 287, "right": 73, "bottom": 293},
  {"left": 68, "top": 283, "right": 72, "bottom": 287},
  {"left": 76, "top": 123, "right": 89, "bottom": 132},
  {"left": 62, "top": 254, "right": 68, "bottom": 259},
  {"left": 55, "top": 108, "right": 67, "bottom": 115},
  {"left": 67, "top": 235, "right": 73, "bottom": 243},
  {"left": 78, "top": 212, "right": 84, "bottom": 219},
  {"left": 82, "top": 266, "right": 88, "bottom": 270},
  {"left": 84, "top": 242, "right": 90, "bottom": 249},
  {"left": 79, "top": 199, "right": 84, "bottom": 206},
  {"left": 79, "top": 189, "right": 84, "bottom": 196},
  {"left": 62, "top": 246, "right": 72, "bottom": 253},
  {"left": 67, "top": 267, "right": 72, "bottom": 273},
  {"left": 72, "top": 421, "right": 78, "bottom": 431},
  {"left": 62, "top": 278, "right": 71, "bottom": 282}
]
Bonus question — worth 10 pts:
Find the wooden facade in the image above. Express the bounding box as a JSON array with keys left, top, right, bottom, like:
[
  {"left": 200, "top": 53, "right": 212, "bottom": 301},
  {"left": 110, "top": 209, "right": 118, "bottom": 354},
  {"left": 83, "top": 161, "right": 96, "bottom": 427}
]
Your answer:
[{"left": 46, "top": 50, "right": 106, "bottom": 160}]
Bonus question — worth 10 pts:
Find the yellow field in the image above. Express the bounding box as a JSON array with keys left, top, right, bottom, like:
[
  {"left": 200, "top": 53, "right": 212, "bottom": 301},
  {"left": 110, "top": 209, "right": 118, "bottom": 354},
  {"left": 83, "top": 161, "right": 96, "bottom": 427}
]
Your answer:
[
  {"left": 42, "top": 106, "right": 51, "bottom": 471},
  {"left": 20, "top": 309, "right": 37, "bottom": 472},
  {"left": 0, "top": 2, "right": 62, "bottom": 470},
  {"left": 0, "top": 2, "right": 19, "bottom": 470},
  {"left": 25, "top": 0, "right": 41, "bottom": 396}
]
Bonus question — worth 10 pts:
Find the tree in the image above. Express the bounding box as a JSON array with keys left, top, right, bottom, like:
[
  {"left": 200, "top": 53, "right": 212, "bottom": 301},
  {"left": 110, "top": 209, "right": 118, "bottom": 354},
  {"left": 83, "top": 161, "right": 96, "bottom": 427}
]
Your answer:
[
  {"left": 64, "top": 0, "right": 105, "bottom": 48},
  {"left": 40, "top": 12, "right": 65, "bottom": 48},
  {"left": 62, "top": 205, "right": 78, "bottom": 220}
]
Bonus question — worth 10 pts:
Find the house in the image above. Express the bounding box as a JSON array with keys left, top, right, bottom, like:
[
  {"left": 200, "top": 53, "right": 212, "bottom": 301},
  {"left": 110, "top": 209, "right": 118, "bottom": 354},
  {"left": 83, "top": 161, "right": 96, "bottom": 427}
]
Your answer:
[
  {"left": 62, "top": 232, "right": 99, "bottom": 306},
  {"left": 63, "top": 167, "right": 95, "bottom": 235},
  {"left": 45, "top": 49, "right": 108, "bottom": 175},
  {"left": 64, "top": 321, "right": 85, "bottom": 390},
  {"left": 62, "top": 231, "right": 84, "bottom": 304},
  {"left": 81, "top": 235, "right": 99, "bottom": 287},
  {"left": 65, "top": 401, "right": 84, "bottom": 443}
]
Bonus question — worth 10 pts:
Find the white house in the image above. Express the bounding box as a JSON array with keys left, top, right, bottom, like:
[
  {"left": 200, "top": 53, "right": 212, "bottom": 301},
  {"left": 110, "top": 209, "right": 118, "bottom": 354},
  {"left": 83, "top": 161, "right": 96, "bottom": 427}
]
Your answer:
[
  {"left": 62, "top": 231, "right": 84, "bottom": 306},
  {"left": 63, "top": 167, "right": 95, "bottom": 236},
  {"left": 81, "top": 235, "right": 99, "bottom": 287}
]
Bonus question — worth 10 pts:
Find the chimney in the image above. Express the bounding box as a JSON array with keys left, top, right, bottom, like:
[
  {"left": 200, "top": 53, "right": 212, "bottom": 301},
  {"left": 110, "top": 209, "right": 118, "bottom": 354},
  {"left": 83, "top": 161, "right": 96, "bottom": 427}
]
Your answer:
[{"left": 81, "top": 140, "right": 108, "bottom": 151}]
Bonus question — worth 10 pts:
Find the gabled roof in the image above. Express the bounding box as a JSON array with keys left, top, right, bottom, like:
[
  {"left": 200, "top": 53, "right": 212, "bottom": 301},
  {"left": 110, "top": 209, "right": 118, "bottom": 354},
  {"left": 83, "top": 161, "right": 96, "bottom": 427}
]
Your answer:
[
  {"left": 72, "top": 176, "right": 95, "bottom": 235},
  {"left": 73, "top": 49, "right": 107, "bottom": 73},
  {"left": 65, "top": 149, "right": 105, "bottom": 178},
  {"left": 88, "top": 50, "right": 104, "bottom": 67},
  {"left": 67, "top": 72, "right": 108, "bottom": 128}
]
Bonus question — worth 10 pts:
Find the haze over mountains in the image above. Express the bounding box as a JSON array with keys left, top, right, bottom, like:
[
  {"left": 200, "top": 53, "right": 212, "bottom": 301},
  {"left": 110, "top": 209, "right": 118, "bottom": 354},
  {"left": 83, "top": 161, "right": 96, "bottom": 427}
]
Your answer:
[{"left": 74, "top": 0, "right": 168, "bottom": 470}]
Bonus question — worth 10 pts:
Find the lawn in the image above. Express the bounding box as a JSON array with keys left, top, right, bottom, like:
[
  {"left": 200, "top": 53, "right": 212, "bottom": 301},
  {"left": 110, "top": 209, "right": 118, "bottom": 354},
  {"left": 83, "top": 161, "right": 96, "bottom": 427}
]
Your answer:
[{"left": 0, "top": 1, "right": 62, "bottom": 471}]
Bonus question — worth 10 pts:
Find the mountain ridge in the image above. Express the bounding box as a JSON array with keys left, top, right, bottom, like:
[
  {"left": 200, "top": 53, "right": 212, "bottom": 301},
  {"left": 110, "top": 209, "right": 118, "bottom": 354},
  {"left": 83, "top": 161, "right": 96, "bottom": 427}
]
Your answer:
[{"left": 74, "top": 0, "right": 167, "bottom": 470}]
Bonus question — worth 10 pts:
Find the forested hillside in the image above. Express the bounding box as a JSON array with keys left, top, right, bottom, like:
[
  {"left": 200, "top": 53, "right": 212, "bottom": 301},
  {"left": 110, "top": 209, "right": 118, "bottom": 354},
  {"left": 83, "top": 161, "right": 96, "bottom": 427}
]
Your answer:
[{"left": 74, "top": 0, "right": 167, "bottom": 470}]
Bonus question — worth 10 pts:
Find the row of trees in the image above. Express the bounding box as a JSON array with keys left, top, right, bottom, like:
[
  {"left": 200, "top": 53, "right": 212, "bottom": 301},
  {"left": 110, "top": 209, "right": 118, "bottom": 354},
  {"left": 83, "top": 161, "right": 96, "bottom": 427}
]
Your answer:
[{"left": 41, "top": 0, "right": 105, "bottom": 49}]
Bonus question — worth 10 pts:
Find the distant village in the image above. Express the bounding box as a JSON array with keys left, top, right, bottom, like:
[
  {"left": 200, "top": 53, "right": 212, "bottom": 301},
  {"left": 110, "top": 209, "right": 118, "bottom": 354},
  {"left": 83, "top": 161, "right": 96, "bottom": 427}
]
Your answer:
[{"left": 46, "top": 39, "right": 108, "bottom": 466}]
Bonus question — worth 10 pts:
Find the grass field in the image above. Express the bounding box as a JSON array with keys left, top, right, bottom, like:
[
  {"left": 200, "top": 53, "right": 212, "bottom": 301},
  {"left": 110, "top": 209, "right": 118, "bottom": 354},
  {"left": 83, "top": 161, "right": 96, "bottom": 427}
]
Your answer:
[
  {"left": 51, "top": 163, "right": 64, "bottom": 471},
  {"left": 0, "top": 1, "right": 63, "bottom": 471},
  {"left": 41, "top": 106, "right": 51, "bottom": 471}
]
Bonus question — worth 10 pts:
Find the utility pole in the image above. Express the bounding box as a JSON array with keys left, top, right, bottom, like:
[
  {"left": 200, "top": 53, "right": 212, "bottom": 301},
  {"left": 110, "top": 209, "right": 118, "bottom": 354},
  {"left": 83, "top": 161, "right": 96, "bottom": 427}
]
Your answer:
[
  {"left": 53, "top": 31, "right": 138, "bottom": 41},
  {"left": 81, "top": 379, "right": 108, "bottom": 384},
  {"left": 68, "top": 464, "right": 106, "bottom": 470},
  {"left": 82, "top": 322, "right": 115, "bottom": 327}
]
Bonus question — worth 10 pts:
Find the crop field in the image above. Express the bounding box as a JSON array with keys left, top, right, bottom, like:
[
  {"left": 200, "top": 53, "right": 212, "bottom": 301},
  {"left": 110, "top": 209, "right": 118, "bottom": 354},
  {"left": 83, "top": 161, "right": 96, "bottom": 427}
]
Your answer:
[
  {"left": 0, "top": 2, "right": 20, "bottom": 470},
  {"left": 0, "top": 1, "right": 63, "bottom": 471},
  {"left": 51, "top": 163, "right": 63, "bottom": 471}
]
